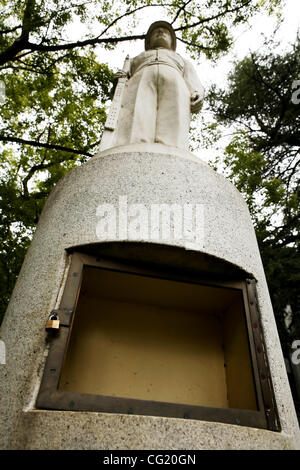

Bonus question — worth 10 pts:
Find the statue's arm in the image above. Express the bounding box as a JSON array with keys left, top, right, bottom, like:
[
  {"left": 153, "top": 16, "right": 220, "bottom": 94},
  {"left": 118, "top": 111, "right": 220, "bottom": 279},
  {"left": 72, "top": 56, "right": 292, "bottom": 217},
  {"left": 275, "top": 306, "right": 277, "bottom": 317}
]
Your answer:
[
  {"left": 109, "top": 57, "right": 132, "bottom": 99},
  {"left": 183, "top": 59, "right": 205, "bottom": 113},
  {"left": 114, "top": 60, "right": 132, "bottom": 80}
]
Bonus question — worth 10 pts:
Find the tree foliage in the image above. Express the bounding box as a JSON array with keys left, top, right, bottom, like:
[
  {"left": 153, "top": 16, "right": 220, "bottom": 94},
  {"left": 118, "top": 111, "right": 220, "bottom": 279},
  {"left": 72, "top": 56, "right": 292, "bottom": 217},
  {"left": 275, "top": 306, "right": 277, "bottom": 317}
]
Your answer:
[
  {"left": 0, "top": 0, "right": 282, "bottom": 322},
  {"left": 208, "top": 38, "right": 300, "bottom": 351}
]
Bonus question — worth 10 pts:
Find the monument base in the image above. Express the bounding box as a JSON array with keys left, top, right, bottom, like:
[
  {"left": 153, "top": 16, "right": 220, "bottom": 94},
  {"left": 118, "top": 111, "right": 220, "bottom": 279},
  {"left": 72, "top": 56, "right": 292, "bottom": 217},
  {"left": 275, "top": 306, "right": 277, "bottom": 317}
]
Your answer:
[
  {"left": 0, "top": 144, "right": 299, "bottom": 449},
  {"left": 13, "top": 409, "right": 294, "bottom": 450}
]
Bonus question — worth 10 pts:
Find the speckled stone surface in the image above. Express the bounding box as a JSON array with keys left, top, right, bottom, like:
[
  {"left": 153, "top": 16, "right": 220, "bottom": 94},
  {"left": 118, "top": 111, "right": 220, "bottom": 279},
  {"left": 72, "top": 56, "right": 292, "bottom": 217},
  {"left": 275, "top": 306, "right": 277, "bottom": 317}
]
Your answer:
[
  {"left": 16, "top": 410, "right": 294, "bottom": 450},
  {"left": 0, "top": 145, "right": 299, "bottom": 449}
]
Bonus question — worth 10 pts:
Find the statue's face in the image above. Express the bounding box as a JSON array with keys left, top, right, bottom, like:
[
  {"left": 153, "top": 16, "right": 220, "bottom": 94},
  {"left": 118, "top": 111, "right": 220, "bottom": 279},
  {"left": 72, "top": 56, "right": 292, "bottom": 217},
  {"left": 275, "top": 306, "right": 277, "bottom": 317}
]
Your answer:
[{"left": 149, "top": 27, "right": 172, "bottom": 49}]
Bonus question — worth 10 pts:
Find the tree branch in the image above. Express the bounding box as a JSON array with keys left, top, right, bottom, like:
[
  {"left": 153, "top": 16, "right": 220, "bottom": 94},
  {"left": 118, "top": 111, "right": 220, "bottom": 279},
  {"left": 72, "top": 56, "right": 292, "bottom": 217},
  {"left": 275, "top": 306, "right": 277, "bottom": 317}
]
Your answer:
[
  {"left": 177, "top": 36, "right": 219, "bottom": 51},
  {"left": 0, "top": 0, "right": 35, "bottom": 65},
  {"left": 0, "top": 25, "right": 22, "bottom": 34},
  {"left": 22, "top": 160, "right": 61, "bottom": 199},
  {"left": 286, "top": 158, "right": 300, "bottom": 189},
  {"left": 0, "top": 2, "right": 153, "bottom": 65},
  {"left": 171, "top": 0, "right": 193, "bottom": 25},
  {"left": 173, "top": 1, "right": 252, "bottom": 32},
  {"left": 22, "top": 0, "right": 35, "bottom": 39},
  {"left": 98, "top": 4, "right": 166, "bottom": 39},
  {"left": 0, "top": 1, "right": 253, "bottom": 66},
  {"left": 0, "top": 135, "right": 93, "bottom": 157},
  {"left": 0, "top": 64, "right": 50, "bottom": 74},
  {"left": 250, "top": 54, "right": 283, "bottom": 102},
  {"left": 27, "top": 33, "right": 146, "bottom": 53}
]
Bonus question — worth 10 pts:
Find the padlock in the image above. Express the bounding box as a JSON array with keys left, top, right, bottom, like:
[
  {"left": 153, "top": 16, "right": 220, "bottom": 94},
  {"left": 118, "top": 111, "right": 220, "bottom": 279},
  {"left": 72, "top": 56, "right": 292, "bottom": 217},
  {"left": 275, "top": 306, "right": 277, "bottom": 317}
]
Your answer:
[{"left": 45, "top": 313, "right": 60, "bottom": 332}]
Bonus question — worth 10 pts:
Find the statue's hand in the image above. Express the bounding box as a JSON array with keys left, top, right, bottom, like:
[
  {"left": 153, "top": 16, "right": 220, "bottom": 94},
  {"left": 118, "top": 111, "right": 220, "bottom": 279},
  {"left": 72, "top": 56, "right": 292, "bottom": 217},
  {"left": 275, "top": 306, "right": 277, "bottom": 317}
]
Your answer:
[
  {"left": 190, "top": 92, "right": 203, "bottom": 113},
  {"left": 114, "top": 70, "right": 130, "bottom": 80},
  {"left": 110, "top": 70, "right": 130, "bottom": 99}
]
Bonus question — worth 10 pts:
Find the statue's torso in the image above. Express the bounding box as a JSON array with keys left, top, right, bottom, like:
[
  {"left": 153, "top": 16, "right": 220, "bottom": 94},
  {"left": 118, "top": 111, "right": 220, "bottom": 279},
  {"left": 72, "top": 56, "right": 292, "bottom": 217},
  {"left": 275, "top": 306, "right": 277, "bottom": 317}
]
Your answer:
[{"left": 131, "top": 49, "right": 185, "bottom": 76}]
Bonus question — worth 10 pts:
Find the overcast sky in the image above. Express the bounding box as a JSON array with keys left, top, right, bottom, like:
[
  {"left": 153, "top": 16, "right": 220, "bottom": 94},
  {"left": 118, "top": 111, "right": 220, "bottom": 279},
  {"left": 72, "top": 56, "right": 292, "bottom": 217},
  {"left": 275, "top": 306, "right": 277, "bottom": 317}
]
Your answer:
[{"left": 98, "top": 0, "right": 300, "bottom": 88}]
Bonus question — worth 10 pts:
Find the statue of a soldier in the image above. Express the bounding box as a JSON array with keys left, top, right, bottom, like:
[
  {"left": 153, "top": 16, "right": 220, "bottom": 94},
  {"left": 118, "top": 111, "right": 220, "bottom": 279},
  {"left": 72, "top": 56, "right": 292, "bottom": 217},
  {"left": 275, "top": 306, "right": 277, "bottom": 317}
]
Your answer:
[{"left": 111, "top": 21, "right": 204, "bottom": 151}]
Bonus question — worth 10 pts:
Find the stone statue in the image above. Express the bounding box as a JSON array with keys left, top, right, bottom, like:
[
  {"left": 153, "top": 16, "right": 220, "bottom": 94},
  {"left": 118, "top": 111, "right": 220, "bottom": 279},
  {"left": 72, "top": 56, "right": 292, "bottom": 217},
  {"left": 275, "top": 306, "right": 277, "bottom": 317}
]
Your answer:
[{"left": 101, "top": 21, "right": 204, "bottom": 151}]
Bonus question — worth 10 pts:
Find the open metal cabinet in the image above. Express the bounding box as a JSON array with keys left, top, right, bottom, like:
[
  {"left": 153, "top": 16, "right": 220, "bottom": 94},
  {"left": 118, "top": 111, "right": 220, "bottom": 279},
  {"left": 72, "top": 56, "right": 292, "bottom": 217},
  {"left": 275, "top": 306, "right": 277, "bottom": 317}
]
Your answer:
[{"left": 37, "top": 251, "right": 280, "bottom": 431}]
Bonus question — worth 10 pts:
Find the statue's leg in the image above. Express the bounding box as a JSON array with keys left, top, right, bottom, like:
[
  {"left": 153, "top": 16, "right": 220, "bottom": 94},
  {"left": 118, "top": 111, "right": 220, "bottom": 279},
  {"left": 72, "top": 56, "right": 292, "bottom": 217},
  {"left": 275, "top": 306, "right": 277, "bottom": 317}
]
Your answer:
[
  {"left": 114, "top": 67, "right": 157, "bottom": 146},
  {"left": 155, "top": 66, "right": 190, "bottom": 150}
]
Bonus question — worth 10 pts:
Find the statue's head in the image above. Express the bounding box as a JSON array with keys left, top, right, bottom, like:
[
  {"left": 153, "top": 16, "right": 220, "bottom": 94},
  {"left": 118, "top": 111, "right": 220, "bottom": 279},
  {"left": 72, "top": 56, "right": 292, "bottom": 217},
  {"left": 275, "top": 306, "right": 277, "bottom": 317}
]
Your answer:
[{"left": 145, "top": 21, "right": 176, "bottom": 51}]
